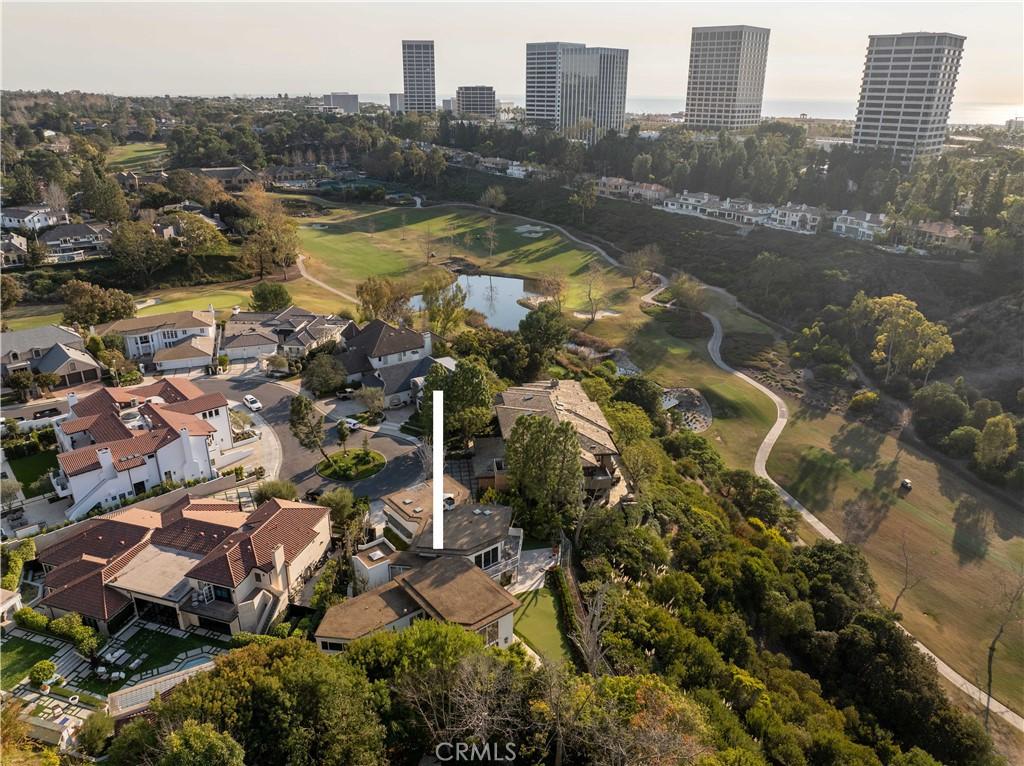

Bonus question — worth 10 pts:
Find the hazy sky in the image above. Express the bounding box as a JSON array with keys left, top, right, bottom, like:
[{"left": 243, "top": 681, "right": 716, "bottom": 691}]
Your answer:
[{"left": 3, "top": 1, "right": 1022, "bottom": 112}]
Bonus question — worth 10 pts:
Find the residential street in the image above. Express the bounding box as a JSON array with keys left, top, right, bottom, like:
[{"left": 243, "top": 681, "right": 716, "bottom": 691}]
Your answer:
[{"left": 193, "top": 374, "right": 423, "bottom": 499}]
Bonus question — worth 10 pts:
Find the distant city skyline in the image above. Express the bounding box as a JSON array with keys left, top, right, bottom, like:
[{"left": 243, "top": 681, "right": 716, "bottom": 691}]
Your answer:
[{"left": 2, "top": 2, "right": 1022, "bottom": 124}]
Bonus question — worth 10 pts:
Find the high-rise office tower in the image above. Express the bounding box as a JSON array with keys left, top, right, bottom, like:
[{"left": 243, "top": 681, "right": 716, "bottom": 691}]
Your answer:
[
  {"left": 526, "top": 42, "right": 584, "bottom": 125},
  {"left": 389, "top": 93, "right": 405, "bottom": 113},
  {"left": 455, "top": 86, "right": 497, "bottom": 118},
  {"left": 684, "top": 25, "right": 770, "bottom": 130},
  {"left": 852, "top": 32, "right": 965, "bottom": 165},
  {"left": 402, "top": 40, "right": 436, "bottom": 114},
  {"left": 526, "top": 42, "right": 628, "bottom": 143}
]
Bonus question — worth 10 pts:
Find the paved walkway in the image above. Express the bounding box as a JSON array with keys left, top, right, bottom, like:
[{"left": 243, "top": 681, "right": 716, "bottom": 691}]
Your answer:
[
  {"left": 510, "top": 548, "right": 557, "bottom": 595},
  {"left": 296, "top": 254, "right": 358, "bottom": 303}
]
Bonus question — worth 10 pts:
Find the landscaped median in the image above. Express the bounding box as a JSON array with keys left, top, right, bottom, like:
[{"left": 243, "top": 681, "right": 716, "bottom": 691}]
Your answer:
[{"left": 315, "top": 448, "right": 386, "bottom": 482}]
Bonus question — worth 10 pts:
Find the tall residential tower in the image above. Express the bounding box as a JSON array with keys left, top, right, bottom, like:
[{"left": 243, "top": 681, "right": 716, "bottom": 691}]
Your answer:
[
  {"left": 684, "top": 25, "right": 770, "bottom": 130},
  {"left": 852, "top": 32, "right": 965, "bottom": 165},
  {"left": 402, "top": 40, "right": 436, "bottom": 114},
  {"left": 526, "top": 42, "right": 628, "bottom": 143}
]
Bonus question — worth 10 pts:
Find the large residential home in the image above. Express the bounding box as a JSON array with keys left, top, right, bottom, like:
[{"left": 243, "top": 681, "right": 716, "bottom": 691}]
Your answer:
[
  {"left": 914, "top": 220, "right": 972, "bottom": 251},
  {"left": 336, "top": 319, "right": 452, "bottom": 408},
  {"left": 51, "top": 378, "right": 231, "bottom": 519},
  {"left": 196, "top": 165, "right": 260, "bottom": 191},
  {"left": 475, "top": 379, "right": 620, "bottom": 500},
  {"left": 629, "top": 183, "right": 671, "bottom": 204},
  {"left": 1, "top": 232, "right": 28, "bottom": 266},
  {"left": 659, "top": 191, "right": 772, "bottom": 226},
  {"left": 221, "top": 306, "right": 354, "bottom": 362},
  {"left": 660, "top": 190, "right": 718, "bottom": 216},
  {"left": 114, "top": 170, "right": 170, "bottom": 193},
  {"left": 356, "top": 476, "right": 522, "bottom": 587},
  {"left": 315, "top": 555, "right": 520, "bottom": 651},
  {"left": 765, "top": 203, "right": 824, "bottom": 234},
  {"left": 597, "top": 176, "right": 630, "bottom": 198},
  {"left": 1, "top": 205, "right": 69, "bottom": 231},
  {"left": 833, "top": 210, "right": 887, "bottom": 242},
  {"left": 96, "top": 310, "right": 216, "bottom": 372},
  {"left": 40, "top": 222, "right": 112, "bottom": 260},
  {"left": 34, "top": 495, "right": 330, "bottom": 635},
  {"left": 0, "top": 325, "right": 101, "bottom": 389}
]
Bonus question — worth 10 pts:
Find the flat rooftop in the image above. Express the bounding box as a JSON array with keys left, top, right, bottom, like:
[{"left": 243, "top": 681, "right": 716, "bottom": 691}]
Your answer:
[{"left": 110, "top": 544, "right": 203, "bottom": 601}]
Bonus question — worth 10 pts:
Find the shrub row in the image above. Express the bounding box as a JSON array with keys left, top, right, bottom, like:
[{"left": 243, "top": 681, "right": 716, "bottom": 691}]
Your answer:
[
  {"left": 14, "top": 608, "right": 102, "bottom": 656},
  {"left": 545, "top": 566, "right": 585, "bottom": 669},
  {"left": 1, "top": 538, "right": 36, "bottom": 591}
]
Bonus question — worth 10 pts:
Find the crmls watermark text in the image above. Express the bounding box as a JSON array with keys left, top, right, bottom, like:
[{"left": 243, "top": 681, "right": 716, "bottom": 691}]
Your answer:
[{"left": 434, "top": 742, "right": 517, "bottom": 762}]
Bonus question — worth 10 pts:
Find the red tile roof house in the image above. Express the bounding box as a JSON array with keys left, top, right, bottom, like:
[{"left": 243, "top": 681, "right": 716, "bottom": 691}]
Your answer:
[
  {"left": 35, "top": 495, "right": 330, "bottom": 636},
  {"left": 51, "top": 378, "right": 232, "bottom": 521}
]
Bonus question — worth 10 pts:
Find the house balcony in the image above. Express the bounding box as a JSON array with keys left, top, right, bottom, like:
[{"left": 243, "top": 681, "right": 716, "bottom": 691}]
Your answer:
[
  {"left": 49, "top": 470, "right": 73, "bottom": 498},
  {"left": 482, "top": 528, "right": 523, "bottom": 582},
  {"left": 583, "top": 466, "right": 617, "bottom": 491},
  {"left": 179, "top": 591, "right": 238, "bottom": 623}
]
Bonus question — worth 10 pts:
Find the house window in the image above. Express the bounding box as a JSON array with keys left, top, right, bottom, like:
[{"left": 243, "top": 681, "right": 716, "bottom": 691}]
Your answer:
[
  {"left": 320, "top": 640, "right": 344, "bottom": 651},
  {"left": 474, "top": 546, "right": 499, "bottom": 570},
  {"left": 254, "top": 573, "right": 262, "bottom": 583},
  {"left": 32, "top": 348, "right": 41, "bottom": 358},
  {"left": 212, "top": 586, "right": 233, "bottom": 603},
  {"left": 138, "top": 335, "right": 151, "bottom": 344},
  {"left": 477, "top": 621, "right": 500, "bottom": 646},
  {"left": 69, "top": 362, "right": 76, "bottom": 372},
  {"left": 10, "top": 352, "right": 18, "bottom": 361}
]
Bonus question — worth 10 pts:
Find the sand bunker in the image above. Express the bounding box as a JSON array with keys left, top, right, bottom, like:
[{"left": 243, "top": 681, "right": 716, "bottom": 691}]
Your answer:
[{"left": 514, "top": 224, "right": 550, "bottom": 238}]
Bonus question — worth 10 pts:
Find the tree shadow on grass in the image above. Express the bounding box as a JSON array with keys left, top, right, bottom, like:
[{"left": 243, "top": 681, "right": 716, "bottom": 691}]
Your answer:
[
  {"left": 830, "top": 422, "right": 886, "bottom": 472},
  {"left": 842, "top": 488, "right": 895, "bottom": 544},
  {"left": 789, "top": 448, "right": 844, "bottom": 511},
  {"left": 952, "top": 495, "right": 991, "bottom": 564}
]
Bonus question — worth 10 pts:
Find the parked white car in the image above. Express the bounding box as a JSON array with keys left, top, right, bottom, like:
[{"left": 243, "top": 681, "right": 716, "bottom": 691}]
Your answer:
[
  {"left": 243, "top": 395, "right": 263, "bottom": 412},
  {"left": 343, "top": 417, "right": 362, "bottom": 431}
]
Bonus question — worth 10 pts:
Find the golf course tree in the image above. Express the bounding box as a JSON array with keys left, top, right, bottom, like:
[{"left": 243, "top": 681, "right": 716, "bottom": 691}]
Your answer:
[
  {"left": 1, "top": 274, "right": 23, "bottom": 312},
  {"left": 61, "top": 280, "right": 135, "bottom": 327},
  {"left": 355, "top": 275, "right": 412, "bottom": 324},
  {"left": 249, "top": 281, "right": 291, "bottom": 312},
  {"left": 504, "top": 414, "right": 583, "bottom": 538},
  {"left": 420, "top": 275, "right": 467, "bottom": 339},
  {"left": 519, "top": 302, "right": 569, "bottom": 378},
  {"left": 479, "top": 184, "right": 507, "bottom": 210},
  {"left": 568, "top": 177, "right": 597, "bottom": 223},
  {"left": 621, "top": 243, "right": 664, "bottom": 288},
  {"left": 108, "top": 221, "right": 174, "bottom": 288},
  {"left": 289, "top": 394, "right": 333, "bottom": 466}
]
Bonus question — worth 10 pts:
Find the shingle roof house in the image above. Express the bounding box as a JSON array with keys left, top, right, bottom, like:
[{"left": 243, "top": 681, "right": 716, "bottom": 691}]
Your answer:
[
  {"left": 96, "top": 310, "right": 216, "bottom": 371},
  {"left": 223, "top": 305, "right": 352, "bottom": 360},
  {"left": 315, "top": 556, "right": 520, "bottom": 650},
  {"left": 36, "top": 495, "right": 329, "bottom": 635},
  {"left": 0, "top": 325, "right": 100, "bottom": 388}
]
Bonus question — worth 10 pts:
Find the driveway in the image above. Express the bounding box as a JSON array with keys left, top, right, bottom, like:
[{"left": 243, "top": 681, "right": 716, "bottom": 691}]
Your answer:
[{"left": 194, "top": 375, "right": 422, "bottom": 499}]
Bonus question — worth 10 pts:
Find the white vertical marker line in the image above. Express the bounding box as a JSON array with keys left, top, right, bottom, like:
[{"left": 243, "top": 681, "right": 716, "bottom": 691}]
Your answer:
[{"left": 432, "top": 389, "right": 444, "bottom": 550}]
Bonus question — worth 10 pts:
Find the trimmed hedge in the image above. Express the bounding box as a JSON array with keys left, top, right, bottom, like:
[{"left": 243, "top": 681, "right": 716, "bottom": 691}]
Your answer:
[
  {"left": 1, "top": 538, "right": 36, "bottom": 591},
  {"left": 546, "top": 566, "right": 585, "bottom": 669},
  {"left": 231, "top": 631, "right": 279, "bottom": 648},
  {"left": 29, "top": 659, "right": 57, "bottom": 686},
  {"left": 16, "top": 608, "right": 102, "bottom": 656}
]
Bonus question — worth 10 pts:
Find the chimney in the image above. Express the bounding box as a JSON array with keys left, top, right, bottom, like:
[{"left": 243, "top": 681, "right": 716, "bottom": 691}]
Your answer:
[
  {"left": 271, "top": 544, "right": 285, "bottom": 576},
  {"left": 96, "top": 447, "right": 114, "bottom": 474},
  {"left": 67, "top": 391, "right": 78, "bottom": 410},
  {"left": 178, "top": 426, "right": 193, "bottom": 467},
  {"left": 421, "top": 331, "right": 432, "bottom": 356}
]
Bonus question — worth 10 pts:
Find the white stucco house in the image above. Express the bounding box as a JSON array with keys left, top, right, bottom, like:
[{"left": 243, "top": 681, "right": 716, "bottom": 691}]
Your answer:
[
  {"left": 51, "top": 378, "right": 232, "bottom": 519},
  {"left": 1, "top": 205, "right": 69, "bottom": 231},
  {"left": 95, "top": 310, "right": 216, "bottom": 370},
  {"left": 833, "top": 210, "right": 887, "bottom": 242},
  {"left": 765, "top": 202, "right": 824, "bottom": 234}
]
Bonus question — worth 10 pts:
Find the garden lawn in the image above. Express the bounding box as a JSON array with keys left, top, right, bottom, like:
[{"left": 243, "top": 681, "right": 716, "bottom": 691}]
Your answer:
[
  {"left": 768, "top": 400, "right": 1024, "bottom": 715},
  {"left": 77, "top": 627, "right": 229, "bottom": 695},
  {"left": 0, "top": 637, "right": 55, "bottom": 690},
  {"left": 8, "top": 449, "right": 58, "bottom": 497},
  {"left": 513, "top": 587, "right": 572, "bottom": 663},
  {"left": 317, "top": 449, "right": 386, "bottom": 482},
  {"left": 106, "top": 142, "right": 168, "bottom": 171}
]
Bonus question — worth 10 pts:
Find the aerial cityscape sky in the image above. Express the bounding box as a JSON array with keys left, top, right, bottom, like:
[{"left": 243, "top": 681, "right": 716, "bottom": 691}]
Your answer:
[{"left": 3, "top": 1, "right": 1022, "bottom": 122}]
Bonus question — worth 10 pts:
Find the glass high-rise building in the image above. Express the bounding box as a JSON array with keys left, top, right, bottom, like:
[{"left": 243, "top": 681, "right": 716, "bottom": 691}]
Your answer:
[
  {"left": 852, "top": 32, "right": 965, "bottom": 165},
  {"left": 526, "top": 42, "right": 628, "bottom": 144},
  {"left": 684, "top": 25, "right": 770, "bottom": 130},
  {"left": 402, "top": 40, "right": 436, "bottom": 114}
]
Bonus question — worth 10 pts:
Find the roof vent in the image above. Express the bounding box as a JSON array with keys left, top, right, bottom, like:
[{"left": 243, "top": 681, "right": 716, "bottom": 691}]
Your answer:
[
  {"left": 482, "top": 509, "right": 492, "bottom": 516},
  {"left": 472, "top": 509, "right": 482, "bottom": 515},
  {"left": 368, "top": 550, "right": 385, "bottom": 561},
  {"left": 414, "top": 506, "right": 423, "bottom": 514},
  {"left": 403, "top": 498, "right": 412, "bottom": 505}
]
